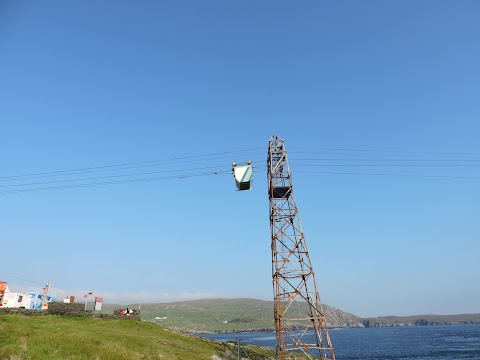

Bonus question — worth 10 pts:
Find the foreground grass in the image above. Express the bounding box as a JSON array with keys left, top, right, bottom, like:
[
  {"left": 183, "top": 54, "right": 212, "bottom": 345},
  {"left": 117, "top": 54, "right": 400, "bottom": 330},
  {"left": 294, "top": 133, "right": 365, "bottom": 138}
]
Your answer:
[{"left": 0, "top": 313, "right": 274, "bottom": 360}]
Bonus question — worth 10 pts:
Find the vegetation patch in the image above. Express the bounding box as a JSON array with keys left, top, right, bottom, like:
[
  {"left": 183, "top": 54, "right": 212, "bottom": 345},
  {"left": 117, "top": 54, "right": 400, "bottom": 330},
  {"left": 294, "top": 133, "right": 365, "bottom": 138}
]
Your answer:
[{"left": 0, "top": 313, "right": 275, "bottom": 359}]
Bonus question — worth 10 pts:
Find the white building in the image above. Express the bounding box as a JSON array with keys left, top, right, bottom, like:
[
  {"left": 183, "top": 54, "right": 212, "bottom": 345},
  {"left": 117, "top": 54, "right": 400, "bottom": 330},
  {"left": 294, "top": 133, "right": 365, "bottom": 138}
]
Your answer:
[{"left": 2, "top": 292, "right": 33, "bottom": 309}]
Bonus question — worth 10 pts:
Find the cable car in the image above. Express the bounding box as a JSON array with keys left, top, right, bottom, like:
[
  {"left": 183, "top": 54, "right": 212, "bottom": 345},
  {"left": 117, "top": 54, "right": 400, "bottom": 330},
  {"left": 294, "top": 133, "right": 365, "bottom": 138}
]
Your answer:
[{"left": 232, "top": 161, "right": 253, "bottom": 190}]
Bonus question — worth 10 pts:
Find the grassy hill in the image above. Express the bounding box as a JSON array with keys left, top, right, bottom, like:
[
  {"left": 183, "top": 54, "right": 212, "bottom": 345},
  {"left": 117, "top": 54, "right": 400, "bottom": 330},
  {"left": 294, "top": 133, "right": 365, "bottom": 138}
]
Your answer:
[
  {"left": 0, "top": 313, "right": 275, "bottom": 360},
  {"left": 115, "top": 298, "right": 362, "bottom": 332}
]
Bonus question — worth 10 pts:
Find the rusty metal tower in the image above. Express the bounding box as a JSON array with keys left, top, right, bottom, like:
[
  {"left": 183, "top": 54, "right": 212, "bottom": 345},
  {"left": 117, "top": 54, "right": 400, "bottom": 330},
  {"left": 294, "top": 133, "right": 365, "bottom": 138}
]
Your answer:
[{"left": 267, "top": 135, "right": 335, "bottom": 360}]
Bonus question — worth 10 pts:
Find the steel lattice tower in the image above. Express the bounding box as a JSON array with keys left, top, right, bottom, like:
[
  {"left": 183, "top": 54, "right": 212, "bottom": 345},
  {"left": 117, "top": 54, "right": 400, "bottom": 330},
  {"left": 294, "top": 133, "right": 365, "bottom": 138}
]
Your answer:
[{"left": 267, "top": 136, "right": 335, "bottom": 360}]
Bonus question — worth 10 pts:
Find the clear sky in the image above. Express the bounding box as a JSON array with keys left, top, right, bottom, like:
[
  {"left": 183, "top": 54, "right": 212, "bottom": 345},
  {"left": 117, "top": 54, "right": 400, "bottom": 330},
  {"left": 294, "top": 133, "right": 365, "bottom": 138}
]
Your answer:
[{"left": 1, "top": 1, "right": 479, "bottom": 317}]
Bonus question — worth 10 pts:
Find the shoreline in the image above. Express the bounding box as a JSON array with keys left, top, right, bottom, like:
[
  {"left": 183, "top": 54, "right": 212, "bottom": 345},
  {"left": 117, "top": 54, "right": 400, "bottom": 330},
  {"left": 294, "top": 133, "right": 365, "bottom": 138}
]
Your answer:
[{"left": 189, "top": 321, "right": 480, "bottom": 335}]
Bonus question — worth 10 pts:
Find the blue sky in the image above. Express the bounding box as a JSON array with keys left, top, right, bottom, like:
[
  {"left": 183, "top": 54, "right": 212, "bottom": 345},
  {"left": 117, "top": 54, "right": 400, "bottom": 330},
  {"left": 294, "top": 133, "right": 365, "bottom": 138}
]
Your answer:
[{"left": 1, "top": 1, "right": 479, "bottom": 317}]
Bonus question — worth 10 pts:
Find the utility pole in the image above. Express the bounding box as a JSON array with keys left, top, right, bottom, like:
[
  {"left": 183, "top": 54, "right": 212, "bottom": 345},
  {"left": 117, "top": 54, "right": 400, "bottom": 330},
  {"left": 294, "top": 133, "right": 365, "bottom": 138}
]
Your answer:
[
  {"left": 44, "top": 281, "right": 51, "bottom": 297},
  {"left": 237, "top": 338, "right": 241, "bottom": 360},
  {"left": 84, "top": 292, "right": 93, "bottom": 310},
  {"left": 267, "top": 136, "right": 335, "bottom": 360}
]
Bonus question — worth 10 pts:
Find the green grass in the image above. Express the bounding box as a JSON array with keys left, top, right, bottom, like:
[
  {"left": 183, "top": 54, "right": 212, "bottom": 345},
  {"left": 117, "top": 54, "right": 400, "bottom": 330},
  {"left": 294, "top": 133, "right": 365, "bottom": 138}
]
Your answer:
[{"left": 0, "top": 313, "right": 275, "bottom": 359}]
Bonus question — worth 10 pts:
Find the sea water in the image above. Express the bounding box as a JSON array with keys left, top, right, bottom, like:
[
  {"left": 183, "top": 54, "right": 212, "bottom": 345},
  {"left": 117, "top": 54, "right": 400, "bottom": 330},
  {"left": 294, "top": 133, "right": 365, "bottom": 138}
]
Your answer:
[{"left": 197, "top": 324, "right": 480, "bottom": 359}]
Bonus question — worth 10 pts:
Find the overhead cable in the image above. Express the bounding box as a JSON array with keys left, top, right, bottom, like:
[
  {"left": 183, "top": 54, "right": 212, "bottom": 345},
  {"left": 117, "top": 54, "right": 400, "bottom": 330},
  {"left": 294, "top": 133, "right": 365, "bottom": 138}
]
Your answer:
[
  {"left": 294, "top": 170, "right": 480, "bottom": 180},
  {"left": 0, "top": 273, "right": 125, "bottom": 304},
  {"left": 0, "top": 164, "right": 234, "bottom": 189},
  {"left": 0, "top": 170, "right": 230, "bottom": 195},
  {"left": 288, "top": 146, "right": 480, "bottom": 156},
  {"left": 0, "top": 147, "right": 264, "bottom": 181}
]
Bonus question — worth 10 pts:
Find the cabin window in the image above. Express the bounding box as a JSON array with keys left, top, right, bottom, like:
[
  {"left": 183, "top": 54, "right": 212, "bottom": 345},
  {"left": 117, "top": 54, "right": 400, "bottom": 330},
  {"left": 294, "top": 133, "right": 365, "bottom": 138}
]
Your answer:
[{"left": 18, "top": 295, "right": 23, "bottom": 302}]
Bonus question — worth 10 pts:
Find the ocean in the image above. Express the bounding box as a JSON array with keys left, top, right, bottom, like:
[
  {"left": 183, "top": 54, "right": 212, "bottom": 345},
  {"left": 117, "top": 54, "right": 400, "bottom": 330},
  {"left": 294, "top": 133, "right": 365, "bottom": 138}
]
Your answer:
[{"left": 197, "top": 324, "right": 480, "bottom": 359}]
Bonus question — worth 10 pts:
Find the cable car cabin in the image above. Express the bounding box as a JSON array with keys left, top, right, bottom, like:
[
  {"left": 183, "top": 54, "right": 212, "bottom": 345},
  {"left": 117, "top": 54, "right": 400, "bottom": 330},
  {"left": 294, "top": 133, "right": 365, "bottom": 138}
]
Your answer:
[{"left": 232, "top": 161, "right": 253, "bottom": 190}]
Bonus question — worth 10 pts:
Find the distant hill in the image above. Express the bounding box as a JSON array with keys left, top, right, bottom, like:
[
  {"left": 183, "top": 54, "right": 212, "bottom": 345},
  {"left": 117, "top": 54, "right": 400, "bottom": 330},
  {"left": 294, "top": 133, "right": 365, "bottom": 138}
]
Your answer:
[
  {"left": 362, "top": 313, "right": 480, "bottom": 327},
  {"left": 105, "top": 298, "right": 362, "bottom": 332},
  {"left": 102, "top": 298, "right": 480, "bottom": 332}
]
